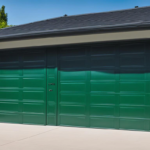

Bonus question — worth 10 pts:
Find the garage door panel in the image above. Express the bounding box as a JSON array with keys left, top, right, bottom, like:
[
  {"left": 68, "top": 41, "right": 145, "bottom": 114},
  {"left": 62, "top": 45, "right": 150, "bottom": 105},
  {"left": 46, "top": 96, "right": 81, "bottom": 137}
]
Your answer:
[
  {"left": 59, "top": 115, "right": 86, "bottom": 127},
  {"left": 90, "top": 106, "right": 115, "bottom": 117},
  {"left": 23, "top": 78, "right": 46, "bottom": 89},
  {"left": 23, "top": 51, "right": 45, "bottom": 61},
  {"left": 59, "top": 59, "right": 86, "bottom": 70},
  {"left": 0, "top": 113, "right": 22, "bottom": 123},
  {"left": 90, "top": 94, "right": 117, "bottom": 105},
  {"left": 22, "top": 62, "right": 46, "bottom": 125},
  {"left": 58, "top": 43, "right": 150, "bottom": 130},
  {"left": 90, "top": 117, "right": 115, "bottom": 128},
  {"left": 23, "top": 91, "right": 45, "bottom": 103},
  {"left": 60, "top": 71, "right": 86, "bottom": 81},
  {"left": 0, "top": 70, "right": 22, "bottom": 77},
  {"left": 91, "top": 82, "right": 116, "bottom": 93},
  {"left": 120, "top": 119, "right": 149, "bottom": 131},
  {"left": 0, "top": 102, "right": 20, "bottom": 112},
  {"left": 0, "top": 54, "right": 20, "bottom": 69},
  {"left": 23, "top": 51, "right": 46, "bottom": 68},
  {"left": 58, "top": 48, "right": 87, "bottom": 126},
  {"left": 91, "top": 71, "right": 116, "bottom": 81},
  {"left": 60, "top": 48, "right": 86, "bottom": 58},
  {"left": 120, "top": 95, "right": 145, "bottom": 106},
  {"left": 91, "top": 56, "right": 115, "bottom": 69},
  {"left": 23, "top": 69, "right": 46, "bottom": 77},
  {"left": 0, "top": 54, "right": 19, "bottom": 63},
  {"left": 0, "top": 78, "right": 21, "bottom": 89},
  {"left": 23, "top": 103, "right": 45, "bottom": 114},
  {"left": 60, "top": 83, "right": 86, "bottom": 92},
  {"left": 60, "top": 94, "right": 86, "bottom": 104},
  {"left": 91, "top": 46, "right": 115, "bottom": 56},
  {"left": 120, "top": 82, "right": 145, "bottom": 93},
  {"left": 0, "top": 51, "right": 22, "bottom": 124},
  {"left": 23, "top": 62, "right": 46, "bottom": 69},
  {"left": 120, "top": 44, "right": 145, "bottom": 54},
  {"left": 0, "top": 63, "right": 20, "bottom": 69},
  {"left": 59, "top": 105, "right": 86, "bottom": 116},
  {"left": 120, "top": 69, "right": 145, "bottom": 81},
  {"left": 120, "top": 54, "right": 145, "bottom": 68},
  {"left": 0, "top": 90, "right": 20, "bottom": 101},
  {"left": 23, "top": 114, "right": 46, "bottom": 125},
  {"left": 0, "top": 49, "right": 47, "bottom": 125},
  {"left": 120, "top": 106, "right": 145, "bottom": 118}
]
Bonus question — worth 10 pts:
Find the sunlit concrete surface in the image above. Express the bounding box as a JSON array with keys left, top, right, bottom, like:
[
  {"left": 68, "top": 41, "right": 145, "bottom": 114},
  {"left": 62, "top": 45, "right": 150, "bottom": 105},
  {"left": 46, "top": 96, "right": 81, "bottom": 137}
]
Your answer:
[{"left": 0, "top": 123, "right": 150, "bottom": 150}]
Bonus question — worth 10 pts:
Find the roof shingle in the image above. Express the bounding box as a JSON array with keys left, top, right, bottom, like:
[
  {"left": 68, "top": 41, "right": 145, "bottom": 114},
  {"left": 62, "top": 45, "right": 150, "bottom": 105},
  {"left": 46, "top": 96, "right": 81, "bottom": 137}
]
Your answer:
[{"left": 0, "top": 6, "right": 150, "bottom": 39}]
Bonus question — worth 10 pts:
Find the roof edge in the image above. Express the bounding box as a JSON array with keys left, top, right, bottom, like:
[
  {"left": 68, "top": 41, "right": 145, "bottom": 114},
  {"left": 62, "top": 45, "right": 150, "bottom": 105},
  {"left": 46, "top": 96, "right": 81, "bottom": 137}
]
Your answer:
[{"left": 0, "top": 21, "right": 150, "bottom": 40}]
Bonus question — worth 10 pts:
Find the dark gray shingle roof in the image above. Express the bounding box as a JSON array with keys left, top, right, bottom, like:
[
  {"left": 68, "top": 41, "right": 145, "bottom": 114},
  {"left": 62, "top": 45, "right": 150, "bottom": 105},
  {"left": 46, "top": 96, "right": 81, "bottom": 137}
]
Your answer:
[{"left": 1, "top": 6, "right": 150, "bottom": 39}]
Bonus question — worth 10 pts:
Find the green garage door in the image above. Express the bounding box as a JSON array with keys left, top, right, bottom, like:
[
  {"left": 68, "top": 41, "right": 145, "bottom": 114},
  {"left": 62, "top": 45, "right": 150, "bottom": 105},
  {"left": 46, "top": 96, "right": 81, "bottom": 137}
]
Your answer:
[
  {"left": 57, "top": 43, "right": 150, "bottom": 131},
  {"left": 0, "top": 43, "right": 150, "bottom": 131},
  {"left": 0, "top": 49, "right": 47, "bottom": 125}
]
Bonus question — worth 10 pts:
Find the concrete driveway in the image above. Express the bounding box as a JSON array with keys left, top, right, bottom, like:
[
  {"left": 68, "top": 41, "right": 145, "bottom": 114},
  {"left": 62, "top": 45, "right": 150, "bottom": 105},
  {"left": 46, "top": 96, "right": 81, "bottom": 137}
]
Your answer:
[{"left": 0, "top": 123, "right": 150, "bottom": 150}]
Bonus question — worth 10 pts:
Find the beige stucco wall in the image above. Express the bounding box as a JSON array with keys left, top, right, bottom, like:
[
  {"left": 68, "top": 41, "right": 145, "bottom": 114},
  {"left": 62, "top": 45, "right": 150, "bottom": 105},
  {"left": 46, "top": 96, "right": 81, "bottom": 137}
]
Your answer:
[{"left": 0, "top": 29, "right": 150, "bottom": 49}]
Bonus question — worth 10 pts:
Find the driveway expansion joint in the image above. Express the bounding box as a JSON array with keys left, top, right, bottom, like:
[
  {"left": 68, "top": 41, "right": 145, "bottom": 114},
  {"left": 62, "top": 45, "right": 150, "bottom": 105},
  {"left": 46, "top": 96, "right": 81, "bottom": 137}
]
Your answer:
[{"left": 0, "top": 127, "right": 60, "bottom": 147}]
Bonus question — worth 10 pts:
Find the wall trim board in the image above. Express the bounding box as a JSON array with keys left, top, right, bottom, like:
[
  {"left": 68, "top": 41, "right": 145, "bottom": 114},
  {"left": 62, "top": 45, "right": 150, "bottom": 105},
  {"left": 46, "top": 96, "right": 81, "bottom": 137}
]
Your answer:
[{"left": 0, "top": 29, "right": 150, "bottom": 49}]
